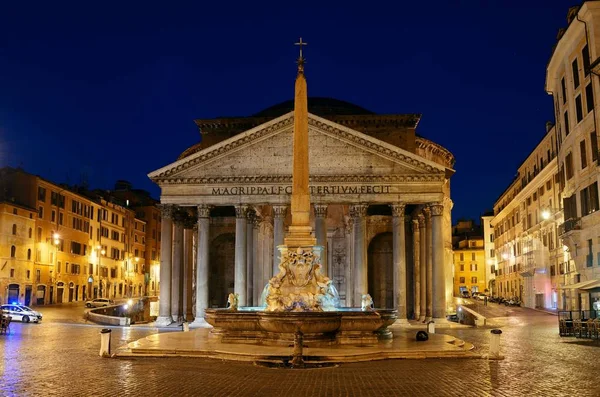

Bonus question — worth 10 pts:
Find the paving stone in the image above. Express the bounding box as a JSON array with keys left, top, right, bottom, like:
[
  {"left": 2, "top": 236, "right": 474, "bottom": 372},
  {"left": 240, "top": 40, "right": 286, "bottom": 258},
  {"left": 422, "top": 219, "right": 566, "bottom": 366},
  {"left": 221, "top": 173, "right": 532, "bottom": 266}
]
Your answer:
[{"left": 0, "top": 304, "right": 599, "bottom": 396}]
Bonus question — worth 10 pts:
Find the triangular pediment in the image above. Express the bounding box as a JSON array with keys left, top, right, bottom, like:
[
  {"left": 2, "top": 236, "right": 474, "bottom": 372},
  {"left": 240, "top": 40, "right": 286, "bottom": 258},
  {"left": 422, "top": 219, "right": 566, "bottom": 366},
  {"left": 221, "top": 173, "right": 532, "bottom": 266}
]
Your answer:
[{"left": 149, "top": 112, "right": 447, "bottom": 184}]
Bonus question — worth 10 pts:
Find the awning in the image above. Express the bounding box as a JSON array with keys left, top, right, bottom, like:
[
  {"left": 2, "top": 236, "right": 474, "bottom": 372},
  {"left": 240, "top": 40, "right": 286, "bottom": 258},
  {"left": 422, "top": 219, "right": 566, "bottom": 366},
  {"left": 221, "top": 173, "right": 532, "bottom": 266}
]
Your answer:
[
  {"left": 581, "top": 280, "right": 600, "bottom": 290},
  {"left": 560, "top": 279, "right": 599, "bottom": 290}
]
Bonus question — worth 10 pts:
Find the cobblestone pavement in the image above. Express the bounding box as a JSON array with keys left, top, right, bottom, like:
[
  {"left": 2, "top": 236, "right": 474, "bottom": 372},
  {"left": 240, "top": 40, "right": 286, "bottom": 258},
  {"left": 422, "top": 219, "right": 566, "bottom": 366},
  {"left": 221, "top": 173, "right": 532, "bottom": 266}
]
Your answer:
[{"left": 1, "top": 305, "right": 599, "bottom": 396}]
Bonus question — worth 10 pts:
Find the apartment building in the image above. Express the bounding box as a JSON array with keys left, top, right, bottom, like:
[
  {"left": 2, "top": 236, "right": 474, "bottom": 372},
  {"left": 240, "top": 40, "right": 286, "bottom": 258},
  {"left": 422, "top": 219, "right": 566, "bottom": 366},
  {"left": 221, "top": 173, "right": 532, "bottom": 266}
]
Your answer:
[
  {"left": 452, "top": 220, "right": 486, "bottom": 296},
  {"left": 491, "top": 124, "right": 563, "bottom": 309},
  {"left": 0, "top": 167, "right": 151, "bottom": 305},
  {"left": 546, "top": 3, "right": 600, "bottom": 311}
]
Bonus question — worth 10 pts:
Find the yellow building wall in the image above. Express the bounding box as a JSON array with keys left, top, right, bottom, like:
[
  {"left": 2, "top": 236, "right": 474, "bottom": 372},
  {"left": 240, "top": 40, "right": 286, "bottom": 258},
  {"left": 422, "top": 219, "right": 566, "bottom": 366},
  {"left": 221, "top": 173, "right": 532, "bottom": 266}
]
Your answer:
[{"left": 453, "top": 248, "right": 487, "bottom": 296}]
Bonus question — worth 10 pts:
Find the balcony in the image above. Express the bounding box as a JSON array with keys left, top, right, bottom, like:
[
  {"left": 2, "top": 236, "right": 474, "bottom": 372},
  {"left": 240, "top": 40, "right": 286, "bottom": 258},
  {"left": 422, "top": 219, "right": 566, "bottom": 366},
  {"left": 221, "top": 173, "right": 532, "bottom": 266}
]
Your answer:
[{"left": 558, "top": 218, "right": 581, "bottom": 236}]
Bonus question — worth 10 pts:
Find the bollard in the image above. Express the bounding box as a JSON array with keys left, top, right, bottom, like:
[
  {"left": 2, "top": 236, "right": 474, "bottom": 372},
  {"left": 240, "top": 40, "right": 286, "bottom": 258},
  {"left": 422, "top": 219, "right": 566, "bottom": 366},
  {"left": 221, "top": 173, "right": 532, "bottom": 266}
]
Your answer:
[
  {"left": 427, "top": 320, "right": 435, "bottom": 334},
  {"left": 489, "top": 329, "right": 502, "bottom": 358},
  {"left": 99, "top": 328, "right": 112, "bottom": 357},
  {"left": 182, "top": 322, "right": 190, "bottom": 332}
]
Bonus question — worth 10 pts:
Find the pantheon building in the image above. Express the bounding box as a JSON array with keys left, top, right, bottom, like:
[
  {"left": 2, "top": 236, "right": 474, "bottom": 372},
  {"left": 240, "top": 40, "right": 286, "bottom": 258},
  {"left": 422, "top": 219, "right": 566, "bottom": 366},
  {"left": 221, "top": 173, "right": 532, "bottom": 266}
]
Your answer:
[{"left": 149, "top": 95, "right": 455, "bottom": 326}]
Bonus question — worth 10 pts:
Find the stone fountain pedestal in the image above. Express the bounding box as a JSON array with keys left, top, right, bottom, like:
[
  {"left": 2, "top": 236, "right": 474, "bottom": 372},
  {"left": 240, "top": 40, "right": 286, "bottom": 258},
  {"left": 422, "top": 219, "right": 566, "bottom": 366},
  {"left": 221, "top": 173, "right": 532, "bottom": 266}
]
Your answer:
[{"left": 205, "top": 308, "right": 397, "bottom": 346}]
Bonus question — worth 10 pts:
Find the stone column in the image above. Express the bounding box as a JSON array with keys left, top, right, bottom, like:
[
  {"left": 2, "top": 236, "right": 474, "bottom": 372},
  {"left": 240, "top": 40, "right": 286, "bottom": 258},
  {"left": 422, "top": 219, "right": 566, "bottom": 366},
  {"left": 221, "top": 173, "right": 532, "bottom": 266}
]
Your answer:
[
  {"left": 156, "top": 204, "right": 173, "bottom": 327},
  {"left": 425, "top": 207, "right": 433, "bottom": 321},
  {"left": 183, "top": 224, "right": 194, "bottom": 321},
  {"left": 350, "top": 204, "right": 368, "bottom": 306},
  {"left": 418, "top": 213, "right": 427, "bottom": 322},
  {"left": 314, "top": 204, "right": 328, "bottom": 276},
  {"left": 235, "top": 205, "right": 248, "bottom": 306},
  {"left": 431, "top": 203, "right": 446, "bottom": 320},
  {"left": 252, "top": 215, "right": 262, "bottom": 305},
  {"left": 191, "top": 205, "right": 211, "bottom": 327},
  {"left": 391, "top": 203, "right": 408, "bottom": 323},
  {"left": 412, "top": 218, "right": 421, "bottom": 320},
  {"left": 171, "top": 210, "right": 185, "bottom": 323},
  {"left": 246, "top": 209, "right": 255, "bottom": 307},
  {"left": 272, "top": 205, "right": 287, "bottom": 277}
]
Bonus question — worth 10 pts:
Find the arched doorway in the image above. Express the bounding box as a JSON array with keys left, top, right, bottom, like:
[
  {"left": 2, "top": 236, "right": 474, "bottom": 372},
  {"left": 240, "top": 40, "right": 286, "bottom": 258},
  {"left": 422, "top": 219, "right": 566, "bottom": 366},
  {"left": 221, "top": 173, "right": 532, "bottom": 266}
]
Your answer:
[
  {"left": 7, "top": 284, "right": 19, "bottom": 304},
  {"left": 367, "top": 232, "right": 394, "bottom": 309},
  {"left": 209, "top": 233, "right": 235, "bottom": 308},
  {"left": 36, "top": 285, "right": 46, "bottom": 305}
]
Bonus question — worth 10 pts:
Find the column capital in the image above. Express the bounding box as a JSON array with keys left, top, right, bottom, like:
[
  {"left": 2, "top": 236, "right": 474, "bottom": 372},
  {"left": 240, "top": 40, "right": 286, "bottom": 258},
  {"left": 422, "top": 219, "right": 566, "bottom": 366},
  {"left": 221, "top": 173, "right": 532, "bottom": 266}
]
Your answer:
[
  {"left": 390, "top": 203, "right": 406, "bottom": 218},
  {"left": 157, "top": 204, "right": 175, "bottom": 220},
  {"left": 412, "top": 218, "right": 420, "bottom": 228},
  {"left": 172, "top": 208, "right": 189, "bottom": 226},
  {"left": 349, "top": 204, "right": 368, "bottom": 218},
  {"left": 417, "top": 213, "right": 426, "bottom": 228},
  {"left": 429, "top": 202, "right": 444, "bottom": 217},
  {"left": 197, "top": 205, "right": 212, "bottom": 219},
  {"left": 246, "top": 209, "right": 256, "bottom": 222},
  {"left": 314, "top": 204, "right": 328, "bottom": 218},
  {"left": 272, "top": 205, "right": 287, "bottom": 218},
  {"left": 235, "top": 205, "right": 249, "bottom": 219},
  {"left": 423, "top": 207, "right": 431, "bottom": 223}
]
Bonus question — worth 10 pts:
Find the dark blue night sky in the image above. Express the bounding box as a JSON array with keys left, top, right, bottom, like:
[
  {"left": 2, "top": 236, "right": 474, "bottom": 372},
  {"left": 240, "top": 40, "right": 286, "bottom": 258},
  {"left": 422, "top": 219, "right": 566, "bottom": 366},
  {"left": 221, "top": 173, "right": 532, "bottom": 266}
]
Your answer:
[{"left": 0, "top": 0, "right": 576, "bottom": 221}]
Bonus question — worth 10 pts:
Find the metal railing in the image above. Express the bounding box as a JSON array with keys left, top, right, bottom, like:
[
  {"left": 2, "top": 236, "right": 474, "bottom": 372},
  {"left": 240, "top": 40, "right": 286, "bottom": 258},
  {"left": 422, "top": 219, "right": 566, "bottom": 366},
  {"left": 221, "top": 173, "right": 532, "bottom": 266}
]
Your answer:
[{"left": 558, "top": 218, "right": 581, "bottom": 236}]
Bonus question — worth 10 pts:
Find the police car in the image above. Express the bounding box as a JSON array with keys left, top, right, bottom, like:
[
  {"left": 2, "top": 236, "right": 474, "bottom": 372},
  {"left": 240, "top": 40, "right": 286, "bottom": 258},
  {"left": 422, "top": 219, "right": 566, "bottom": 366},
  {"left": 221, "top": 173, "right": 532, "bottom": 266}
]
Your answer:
[{"left": 0, "top": 304, "right": 42, "bottom": 323}]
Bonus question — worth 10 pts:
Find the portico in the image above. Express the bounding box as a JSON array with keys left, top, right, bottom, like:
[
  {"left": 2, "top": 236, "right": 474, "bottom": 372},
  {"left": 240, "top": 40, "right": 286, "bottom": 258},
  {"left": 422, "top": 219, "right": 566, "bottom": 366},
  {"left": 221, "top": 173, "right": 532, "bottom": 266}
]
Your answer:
[{"left": 150, "top": 103, "right": 454, "bottom": 327}]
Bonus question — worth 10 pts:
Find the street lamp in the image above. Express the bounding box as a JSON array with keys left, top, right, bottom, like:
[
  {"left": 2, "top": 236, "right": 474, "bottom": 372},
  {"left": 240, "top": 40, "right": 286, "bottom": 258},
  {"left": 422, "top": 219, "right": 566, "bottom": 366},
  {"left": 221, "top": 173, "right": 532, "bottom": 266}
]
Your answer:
[{"left": 542, "top": 210, "right": 551, "bottom": 220}]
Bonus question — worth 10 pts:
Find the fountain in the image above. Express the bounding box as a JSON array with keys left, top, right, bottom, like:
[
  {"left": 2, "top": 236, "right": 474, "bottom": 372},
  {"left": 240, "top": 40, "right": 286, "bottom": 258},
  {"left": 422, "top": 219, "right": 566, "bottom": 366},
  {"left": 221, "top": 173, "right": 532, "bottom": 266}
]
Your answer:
[{"left": 204, "top": 38, "right": 397, "bottom": 346}]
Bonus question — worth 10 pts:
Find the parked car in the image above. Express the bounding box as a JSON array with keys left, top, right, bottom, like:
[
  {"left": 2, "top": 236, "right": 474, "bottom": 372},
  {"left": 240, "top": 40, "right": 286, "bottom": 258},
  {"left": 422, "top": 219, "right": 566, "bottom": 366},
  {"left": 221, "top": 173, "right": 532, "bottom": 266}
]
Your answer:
[
  {"left": 0, "top": 304, "right": 42, "bottom": 323},
  {"left": 85, "top": 298, "right": 115, "bottom": 308},
  {"left": 461, "top": 291, "right": 470, "bottom": 298},
  {"left": 476, "top": 294, "right": 487, "bottom": 301}
]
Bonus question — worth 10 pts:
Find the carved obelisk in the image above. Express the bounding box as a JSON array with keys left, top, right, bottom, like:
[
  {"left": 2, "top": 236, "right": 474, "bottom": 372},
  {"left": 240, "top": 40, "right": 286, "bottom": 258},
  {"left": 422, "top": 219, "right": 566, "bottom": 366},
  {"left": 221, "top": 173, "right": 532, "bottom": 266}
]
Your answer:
[{"left": 284, "top": 37, "right": 317, "bottom": 248}]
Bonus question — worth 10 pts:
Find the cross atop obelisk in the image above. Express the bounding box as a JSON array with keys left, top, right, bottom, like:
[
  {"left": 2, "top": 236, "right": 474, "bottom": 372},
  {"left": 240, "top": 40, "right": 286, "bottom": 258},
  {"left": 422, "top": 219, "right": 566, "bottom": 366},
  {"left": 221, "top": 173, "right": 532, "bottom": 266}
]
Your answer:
[
  {"left": 295, "top": 37, "right": 308, "bottom": 73},
  {"left": 285, "top": 37, "right": 316, "bottom": 248}
]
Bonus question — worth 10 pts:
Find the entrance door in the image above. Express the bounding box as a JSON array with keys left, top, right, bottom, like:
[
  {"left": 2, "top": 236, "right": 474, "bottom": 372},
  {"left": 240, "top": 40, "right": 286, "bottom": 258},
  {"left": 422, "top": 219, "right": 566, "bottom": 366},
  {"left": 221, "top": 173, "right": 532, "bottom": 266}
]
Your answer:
[
  {"left": 57, "top": 288, "right": 64, "bottom": 303},
  {"left": 75, "top": 285, "right": 79, "bottom": 301},
  {"left": 535, "top": 293, "right": 544, "bottom": 308},
  {"left": 68, "top": 283, "right": 74, "bottom": 302},
  {"left": 36, "top": 286, "right": 46, "bottom": 305},
  {"left": 8, "top": 284, "right": 19, "bottom": 304},
  {"left": 209, "top": 233, "right": 236, "bottom": 308},
  {"left": 49, "top": 286, "right": 54, "bottom": 304},
  {"left": 25, "top": 285, "right": 32, "bottom": 306},
  {"left": 367, "top": 232, "right": 394, "bottom": 309}
]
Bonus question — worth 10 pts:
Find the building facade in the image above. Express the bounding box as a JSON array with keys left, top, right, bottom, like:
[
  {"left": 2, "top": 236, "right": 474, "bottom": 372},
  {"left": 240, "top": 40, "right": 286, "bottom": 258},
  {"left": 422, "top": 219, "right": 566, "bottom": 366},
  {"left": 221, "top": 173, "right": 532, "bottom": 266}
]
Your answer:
[
  {"left": 0, "top": 168, "right": 151, "bottom": 305},
  {"left": 481, "top": 213, "right": 496, "bottom": 295},
  {"left": 546, "top": 2, "right": 600, "bottom": 311},
  {"left": 451, "top": 220, "right": 486, "bottom": 296},
  {"left": 150, "top": 68, "right": 456, "bottom": 326},
  {"left": 0, "top": 202, "right": 36, "bottom": 305},
  {"left": 491, "top": 124, "right": 563, "bottom": 309}
]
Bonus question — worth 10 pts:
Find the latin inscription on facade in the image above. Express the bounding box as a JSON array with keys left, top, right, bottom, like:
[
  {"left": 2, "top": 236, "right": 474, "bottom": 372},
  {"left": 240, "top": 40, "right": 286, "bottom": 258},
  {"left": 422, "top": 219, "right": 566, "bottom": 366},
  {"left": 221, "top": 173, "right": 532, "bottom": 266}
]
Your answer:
[{"left": 211, "top": 185, "right": 392, "bottom": 196}]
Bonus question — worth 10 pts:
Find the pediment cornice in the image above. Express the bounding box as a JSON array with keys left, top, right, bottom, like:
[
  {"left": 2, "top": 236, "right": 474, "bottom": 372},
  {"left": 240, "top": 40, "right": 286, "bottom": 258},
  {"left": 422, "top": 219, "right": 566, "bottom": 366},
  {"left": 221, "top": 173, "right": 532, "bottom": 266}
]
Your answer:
[
  {"left": 149, "top": 111, "right": 446, "bottom": 182},
  {"left": 157, "top": 173, "right": 445, "bottom": 185}
]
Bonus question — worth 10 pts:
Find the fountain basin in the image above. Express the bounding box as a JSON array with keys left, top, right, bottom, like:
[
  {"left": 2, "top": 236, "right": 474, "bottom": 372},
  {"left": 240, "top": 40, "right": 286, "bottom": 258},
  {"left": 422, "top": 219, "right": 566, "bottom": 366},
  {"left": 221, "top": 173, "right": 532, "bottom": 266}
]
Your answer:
[
  {"left": 259, "top": 311, "right": 342, "bottom": 344},
  {"left": 204, "top": 308, "right": 397, "bottom": 346}
]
